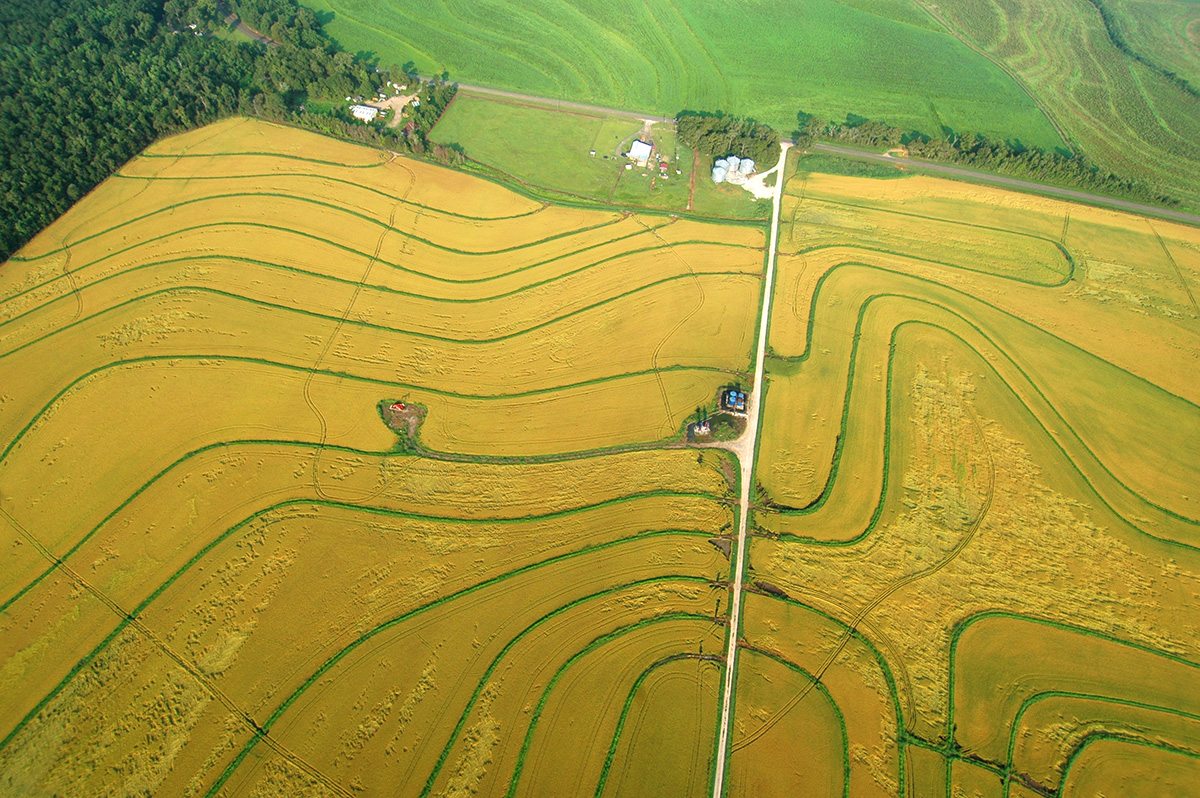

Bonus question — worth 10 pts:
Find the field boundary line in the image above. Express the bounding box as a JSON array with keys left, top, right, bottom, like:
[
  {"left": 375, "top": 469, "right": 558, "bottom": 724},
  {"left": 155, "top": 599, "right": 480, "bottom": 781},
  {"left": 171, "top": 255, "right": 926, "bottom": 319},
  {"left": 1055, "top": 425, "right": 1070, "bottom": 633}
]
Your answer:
[{"left": 0, "top": 505, "right": 356, "bottom": 798}]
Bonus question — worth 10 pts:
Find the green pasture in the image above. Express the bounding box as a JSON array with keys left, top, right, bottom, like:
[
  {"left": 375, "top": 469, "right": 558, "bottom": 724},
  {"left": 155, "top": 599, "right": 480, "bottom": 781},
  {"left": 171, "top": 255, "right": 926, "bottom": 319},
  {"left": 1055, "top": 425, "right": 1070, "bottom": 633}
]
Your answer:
[
  {"left": 429, "top": 94, "right": 771, "bottom": 220},
  {"left": 303, "top": 0, "right": 1062, "bottom": 148},
  {"left": 932, "top": 0, "right": 1200, "bottom": 208}
]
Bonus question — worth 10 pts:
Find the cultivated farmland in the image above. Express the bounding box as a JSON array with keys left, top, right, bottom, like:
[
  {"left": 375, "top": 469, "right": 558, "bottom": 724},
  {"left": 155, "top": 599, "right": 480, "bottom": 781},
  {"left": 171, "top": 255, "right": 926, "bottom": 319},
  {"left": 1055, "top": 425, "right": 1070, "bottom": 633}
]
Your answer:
[
  {"left": 0, "top": 118, "right": 760, "bottom": 796},
  {"left": 740, "top": 160, "right": 1200, "bottom": 794},
  {"left": 301, "top": 0, "right": 1063, "bottom": 149},
  {"left": 2, "top": 111, "right": 1200, "bottom": 797}
]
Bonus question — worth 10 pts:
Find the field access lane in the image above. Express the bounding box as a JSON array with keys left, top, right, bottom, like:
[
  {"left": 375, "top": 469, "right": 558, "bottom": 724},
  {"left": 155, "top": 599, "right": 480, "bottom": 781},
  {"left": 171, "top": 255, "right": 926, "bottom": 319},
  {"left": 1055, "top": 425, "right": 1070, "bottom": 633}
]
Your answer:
[{"left": 710, "top": 141, "right": 792, "bottom": 798}]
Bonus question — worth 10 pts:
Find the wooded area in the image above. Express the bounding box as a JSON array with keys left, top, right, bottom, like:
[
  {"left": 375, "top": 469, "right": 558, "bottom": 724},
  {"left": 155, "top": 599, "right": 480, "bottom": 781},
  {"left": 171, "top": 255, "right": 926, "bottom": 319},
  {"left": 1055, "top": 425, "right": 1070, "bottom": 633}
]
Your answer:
[{"left": 0, "top": 0, "right": 458, "bottom": 261}]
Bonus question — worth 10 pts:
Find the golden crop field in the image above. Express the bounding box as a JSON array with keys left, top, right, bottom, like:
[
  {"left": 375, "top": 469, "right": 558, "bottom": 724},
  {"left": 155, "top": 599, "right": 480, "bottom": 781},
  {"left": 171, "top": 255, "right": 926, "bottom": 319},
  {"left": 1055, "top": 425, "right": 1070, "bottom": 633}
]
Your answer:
[
  {"left": 739, "top": 163, "right": 1200, "bottom": 795},
  {"left": 3, "top": 116, "right": 1199, "bottom": 797},
  {"left": 0, "top": 117, "right": 759, "bottom": 796}
]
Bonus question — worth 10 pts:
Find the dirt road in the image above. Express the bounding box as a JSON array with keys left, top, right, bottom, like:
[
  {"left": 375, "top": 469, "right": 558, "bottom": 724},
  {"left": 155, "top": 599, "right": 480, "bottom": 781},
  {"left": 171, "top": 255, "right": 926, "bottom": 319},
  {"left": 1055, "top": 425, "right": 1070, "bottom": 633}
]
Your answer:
[{"left": 710, "top": 141, "right": 791, "bottom": 798}]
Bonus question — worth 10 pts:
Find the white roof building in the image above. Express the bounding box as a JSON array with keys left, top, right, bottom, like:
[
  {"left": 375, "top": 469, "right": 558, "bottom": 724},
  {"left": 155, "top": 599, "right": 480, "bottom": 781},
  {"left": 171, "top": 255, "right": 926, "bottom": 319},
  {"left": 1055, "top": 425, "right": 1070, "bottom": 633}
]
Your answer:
[
  {"left": 350, "top": 105, "right": 379, "bottom": 123},
  {"left": 628, "top": 140, "right": 653, "bottom": 163}
]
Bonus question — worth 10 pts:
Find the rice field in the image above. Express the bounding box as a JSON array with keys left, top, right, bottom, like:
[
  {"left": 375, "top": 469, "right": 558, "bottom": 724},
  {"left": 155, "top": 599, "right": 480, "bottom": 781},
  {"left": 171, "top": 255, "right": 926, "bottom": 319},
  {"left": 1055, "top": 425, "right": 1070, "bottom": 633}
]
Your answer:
[
  {"left": 0, "top": 117, "right": 758, "bottom": 796},
  {"left": 740, "top": 164, "right": 1200, "bottom": 794},
  {"left": 302, "top": 0, "right": 1063, "bottom": 149},
  {"left": 4, "top": 115, "right": 1200, "bottom": 796}
]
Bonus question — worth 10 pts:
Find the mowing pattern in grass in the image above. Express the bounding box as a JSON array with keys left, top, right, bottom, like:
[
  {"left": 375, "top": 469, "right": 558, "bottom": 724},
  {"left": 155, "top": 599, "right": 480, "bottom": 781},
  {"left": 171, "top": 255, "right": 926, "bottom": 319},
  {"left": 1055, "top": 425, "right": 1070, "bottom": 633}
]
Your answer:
[
  {"left": 303, "top": 0, "right": 1062, "bottom": 149},
  {"left": 927, "top": 0, "right": 1200, "bottom": 208},
  {"left": 0, "top": 118, "right": 758, "bottom": 795},
  {"left": 737, "top": 168, "right": 1200, "bottom": 794}
]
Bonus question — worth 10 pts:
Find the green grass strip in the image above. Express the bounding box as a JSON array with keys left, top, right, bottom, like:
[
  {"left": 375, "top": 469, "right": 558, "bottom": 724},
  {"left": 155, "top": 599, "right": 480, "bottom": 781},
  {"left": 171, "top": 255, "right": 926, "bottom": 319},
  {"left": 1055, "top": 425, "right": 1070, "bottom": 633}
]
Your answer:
[
  {"left": 767, "top": 279, "right": 1198, "bottom": 548},
  {"left": 1004, "top": 691, "right": 1200, "bottom": 797},
  {"left": 12, "top": 191, "right": 631, "bottom": 262},
  {"left": 503, "top": 613, "right": 710, "bottom": 798},
  {"left": 0, "top": 354, "right": 732, "bottom": 465},
  {"left": 1054, "top": 732, "right": 1200, "bottom": 797},
  {"left": 739, "top": 648, "right": 850, "bottom": 798},
  {"left": 945, "top": 610, "right": 1200, "bottom": 753},
  {"left": 591, "top": 653, "right": 700, "bottom": 798},
  {"left": 1, "top": 523, "right": 715, "bottom": 760},
  {"left": 0, "top": 270, "right": 755, "bottom": 363},
  {"left": 110, "top": 168, "right": 546, "bottom": 222},
  {"left": 418, "top": 584, "right": 711, "bottom": 798}
]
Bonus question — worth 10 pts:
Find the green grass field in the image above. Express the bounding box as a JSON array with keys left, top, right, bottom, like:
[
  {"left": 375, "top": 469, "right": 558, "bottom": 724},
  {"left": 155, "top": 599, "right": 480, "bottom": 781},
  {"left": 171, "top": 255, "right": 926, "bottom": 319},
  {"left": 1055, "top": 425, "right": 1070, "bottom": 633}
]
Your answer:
[
  {"left": 304, "top": 0, "right": 1063, "bottom": 149},
  {"left": 429, "top": 93, "right": 771, "bottom": 220},
  {"left": 929, "top": 0, "right": 1200, "bottom": 207}
]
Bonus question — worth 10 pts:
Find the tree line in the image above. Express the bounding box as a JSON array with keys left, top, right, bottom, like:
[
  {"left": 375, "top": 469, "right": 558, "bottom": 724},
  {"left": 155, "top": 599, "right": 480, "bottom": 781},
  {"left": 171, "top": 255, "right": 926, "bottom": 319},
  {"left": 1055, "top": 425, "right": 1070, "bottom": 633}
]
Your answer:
[
  {"left": 794, "top": 112, "right": 1178, "bottom": 206},
  {"left": 0, "top": 0, "right": 460, "bottom": 261},
  {"left": 676, "top": 113, "right": 781, "bottom": 167}
]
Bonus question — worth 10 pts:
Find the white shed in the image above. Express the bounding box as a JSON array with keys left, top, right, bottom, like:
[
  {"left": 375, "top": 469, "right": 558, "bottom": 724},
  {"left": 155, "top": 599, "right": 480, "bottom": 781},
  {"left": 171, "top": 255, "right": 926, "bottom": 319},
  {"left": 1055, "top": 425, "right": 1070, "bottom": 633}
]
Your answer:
[{"left": 350, "top": 105, "right": 379, "bottom": 123}]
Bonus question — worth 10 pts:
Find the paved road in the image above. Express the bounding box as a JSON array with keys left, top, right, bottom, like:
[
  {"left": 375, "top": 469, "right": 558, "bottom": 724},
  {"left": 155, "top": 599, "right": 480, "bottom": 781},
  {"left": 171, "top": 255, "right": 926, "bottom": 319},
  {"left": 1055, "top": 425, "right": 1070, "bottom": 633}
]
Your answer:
[
  {"left": 812, "top": 144, "right": 1200, "bottom": 227},
  {"left": 709, "top": 141, "right": 792, "bottom": 798}
]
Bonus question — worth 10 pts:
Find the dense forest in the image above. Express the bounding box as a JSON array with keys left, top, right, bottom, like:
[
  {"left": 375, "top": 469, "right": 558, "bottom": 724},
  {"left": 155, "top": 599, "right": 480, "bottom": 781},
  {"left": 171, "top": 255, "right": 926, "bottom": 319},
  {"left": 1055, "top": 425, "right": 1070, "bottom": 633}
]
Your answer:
[
  {"left": 0, "top": 0, "right": 458, "bottom": 261},
  {"left": 676, "top": 113, "right": 782, "bottom": 167},
  {"left": 796, "top": 113, "right": 1179, "bottom": 206}
]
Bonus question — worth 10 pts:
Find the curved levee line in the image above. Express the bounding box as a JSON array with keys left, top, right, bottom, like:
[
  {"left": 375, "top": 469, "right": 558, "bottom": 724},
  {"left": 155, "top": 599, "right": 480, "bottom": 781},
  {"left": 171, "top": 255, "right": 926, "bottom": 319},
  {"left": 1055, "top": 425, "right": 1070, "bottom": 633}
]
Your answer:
[
  {"left": 738, "top": 396, "right": 992, "bottom": 754},
  {"left": 0, "top": 270, "right": 756, "bottom": 366},
  {"left": 735, "top": 647, "right": 851, "bottom": 798},
  {"left": 0, "top": 517, "right": 717, "bottom": 758},
  {"left": 945, "top": 610, "right": 1200, "bottom": 750},
  {"left": 742, "top": 595, "right": 912, "bottom": 794},
  {"left": 1004, "top": 691, "right": 1200, "bottom": 797},
  {"left": 591, "top": 653, "right": 702, "bottom": 798},
  {"left": 0, "top": 430, "right": 724, "bottom": 618},
  {"left": 502, "top": 613, "right": 712, "bottom": 798},
  {"left": 109, "top": 169, "right": 547, "bottom": 222},
  {"left": 1055, "top": 731, "right": 1200, "bottom": 797},
  {"left": 416, "top": 590, "right": 712, "bottom": 798},
  {"left": 790, "top": 194, "right": 1077, "bottom": 284},
  {"left": 10, "top": 191, "right": 634, "bottom": 263},
  {"left": 0, "top": 354, "right": 735, "bottom": 467},
  {"left": 787, "top": 240, "right": 1071, "bottom": 288},
  {"left": 0, "top": 217, "right": 694, "bottom": 307},
  {"left": 766, "top": 286, "right": 1198, "bottom": 548},
  {"left": 0, "top": 235, "right": 755, "bottom": 338}
]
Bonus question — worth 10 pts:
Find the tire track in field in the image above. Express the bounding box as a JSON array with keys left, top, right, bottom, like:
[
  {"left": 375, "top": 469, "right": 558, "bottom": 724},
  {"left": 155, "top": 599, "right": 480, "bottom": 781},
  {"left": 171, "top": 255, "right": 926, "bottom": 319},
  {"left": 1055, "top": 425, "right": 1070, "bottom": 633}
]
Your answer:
[
  {"left": 631, "top": 214, "right": 708, "bottom": 435},
  {"left": 305, "top": 165, "right": 415, "bottom": 503},
  {"left": 0, "top": 504, "right": 356, "bottom": 798},
  {"left": 731, "top": 403, "right": 996, "bottom": 753},
  {"left": 1146, "top": 219, "right": 1199, "bottom": 315}
]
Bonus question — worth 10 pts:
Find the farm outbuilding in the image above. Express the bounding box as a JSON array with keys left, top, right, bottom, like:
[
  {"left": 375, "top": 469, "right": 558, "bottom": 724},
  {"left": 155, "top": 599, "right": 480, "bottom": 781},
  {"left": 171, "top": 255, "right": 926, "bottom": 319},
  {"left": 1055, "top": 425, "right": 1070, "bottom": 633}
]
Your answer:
[
  {"left": 628, "top": 139, "right": 653, "bottom": 165},
  {"left": 350, "top": 105, "right": 379, "bottom": 123}
]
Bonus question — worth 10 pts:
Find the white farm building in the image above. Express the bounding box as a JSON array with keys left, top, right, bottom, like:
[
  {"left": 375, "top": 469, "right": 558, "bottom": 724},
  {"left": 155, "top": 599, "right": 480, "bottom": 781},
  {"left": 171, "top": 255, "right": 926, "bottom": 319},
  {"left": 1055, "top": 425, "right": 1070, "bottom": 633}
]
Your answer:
[
  {"left": 350, "top": 104, "right": 379, "bottom": 123},
  {"left": 627, "top": 139, "right": 653, "bottom": 165}
]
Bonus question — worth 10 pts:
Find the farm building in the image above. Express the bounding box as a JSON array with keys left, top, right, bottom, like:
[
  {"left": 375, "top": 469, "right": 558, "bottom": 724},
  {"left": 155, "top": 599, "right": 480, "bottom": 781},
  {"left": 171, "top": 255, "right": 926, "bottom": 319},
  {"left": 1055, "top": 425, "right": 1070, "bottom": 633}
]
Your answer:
[
  {"left": 627, "top": 139, "right": 653, "bottom": 165},
  {"left": 350, "top": 105, "right": 379, "bottom": 123}
]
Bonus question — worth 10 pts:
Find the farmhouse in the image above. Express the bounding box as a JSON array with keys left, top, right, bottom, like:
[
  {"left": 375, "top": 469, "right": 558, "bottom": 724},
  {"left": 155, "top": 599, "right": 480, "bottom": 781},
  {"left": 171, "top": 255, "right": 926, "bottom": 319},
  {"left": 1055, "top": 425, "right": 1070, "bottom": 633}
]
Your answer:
[
  {"left": 627, "top": 139, "right": 653, "bottom": 166},
  {"left": 350, "top": 104, "right": 379, "bottom": 123}
]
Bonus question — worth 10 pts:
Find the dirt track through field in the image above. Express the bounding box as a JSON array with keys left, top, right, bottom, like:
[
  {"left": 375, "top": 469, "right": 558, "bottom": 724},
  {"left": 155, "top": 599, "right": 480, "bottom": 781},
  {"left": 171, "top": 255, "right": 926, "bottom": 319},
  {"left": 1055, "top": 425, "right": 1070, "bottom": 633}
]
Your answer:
[{"left": 710, "top": 141, "right": 791, "bottom": 798}]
